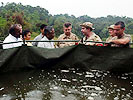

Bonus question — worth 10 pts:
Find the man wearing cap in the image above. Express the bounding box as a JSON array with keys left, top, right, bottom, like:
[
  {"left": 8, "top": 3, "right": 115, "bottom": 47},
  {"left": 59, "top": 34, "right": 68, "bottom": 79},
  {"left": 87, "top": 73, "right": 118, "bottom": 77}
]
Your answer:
[
  {"left": 32, "top": 24, "right": 47, "bottom": 46},
  {"left": 80, "top": 22, "right": 102, "bottom": 45},
  {"left": 3, "top": 24, "right": 23, "bottom": 49},
  {"left": 105, "top": 24, "right": 117, "bottom": 46},
  {"left": 106, "top": 25, "right": 117, "bottom": 42},
  {"left": 109, "top": 21, "right": 131, "bottom": 47},
  {"left": 37, "top": 26, "right": 55, "bottom": 49},
  {"left": 57, "top": 22, "right": 79, "bottom": 48}
]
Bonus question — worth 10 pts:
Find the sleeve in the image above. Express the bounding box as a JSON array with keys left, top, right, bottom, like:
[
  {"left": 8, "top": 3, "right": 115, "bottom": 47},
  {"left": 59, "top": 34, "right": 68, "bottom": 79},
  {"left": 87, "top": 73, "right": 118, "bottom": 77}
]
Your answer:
[
  {"left": 75, "top": 35, "right": 79, "bottom": 40},
  {"left": 95, "top": 35, "right": 102, "bottom": 42},
  {"left": 32, "top": 36, "right": 39, "bottom": 46},
  {"left": 106, "top": 36, "right": 117, "bottom": 43},
  {"left": 94, "top": 35, "right": 103, "bottom": 46},
  {"left": 57, "top": 34, "right": 63, "bottom": 41},
  {"left": 57, "top": 35, "right": 63, "bottom": 47},
  {"left": 32, "top": 37, "right": 37, "bottom": 46},
  {"left": 3, "top": 44, "right": 13, "bottom": 49},
  {"left": 125, "top": 34, "right": 132, "bottom": 43},
  {"left": 37, "top": 42, "right": 44, "bottom": 48}
]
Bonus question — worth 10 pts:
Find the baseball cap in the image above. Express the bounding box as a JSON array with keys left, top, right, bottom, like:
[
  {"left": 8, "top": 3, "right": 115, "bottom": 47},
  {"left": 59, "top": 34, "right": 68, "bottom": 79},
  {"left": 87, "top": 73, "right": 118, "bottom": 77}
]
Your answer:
[{"left": 108, "top": 24, "right": 115, "bottom": 29}]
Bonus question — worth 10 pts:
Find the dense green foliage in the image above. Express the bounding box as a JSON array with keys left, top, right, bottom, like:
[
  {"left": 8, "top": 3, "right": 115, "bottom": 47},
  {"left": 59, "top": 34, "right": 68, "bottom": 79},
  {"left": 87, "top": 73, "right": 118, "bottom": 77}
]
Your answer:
[{"left": 0, "top": 2, "right": 133, "bottom": 40}]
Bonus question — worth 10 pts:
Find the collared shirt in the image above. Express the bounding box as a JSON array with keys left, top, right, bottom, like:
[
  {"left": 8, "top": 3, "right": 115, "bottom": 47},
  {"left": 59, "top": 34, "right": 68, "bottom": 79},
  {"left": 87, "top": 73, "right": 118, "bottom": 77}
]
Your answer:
[
  {"left": 57, "top": 32, "right": 79, "bottom": 48},
  {"left": 82, "top": 32, "right": 102, "bottom": 45},
  {"left": 3, "top": 34, "right": 23, "bottom": 49},
  {"left": 32, "top": 33, "right": 44, "bottom": 46},
  {"left": 37, "top": 36, "right": 55, "bottom": 49}
]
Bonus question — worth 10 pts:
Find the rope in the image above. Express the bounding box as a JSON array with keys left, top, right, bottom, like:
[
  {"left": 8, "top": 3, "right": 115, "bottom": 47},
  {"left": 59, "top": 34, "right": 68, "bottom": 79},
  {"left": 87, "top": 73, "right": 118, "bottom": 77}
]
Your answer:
[{"left": 0, "top": 40, "right": 132, "bottom": 45}]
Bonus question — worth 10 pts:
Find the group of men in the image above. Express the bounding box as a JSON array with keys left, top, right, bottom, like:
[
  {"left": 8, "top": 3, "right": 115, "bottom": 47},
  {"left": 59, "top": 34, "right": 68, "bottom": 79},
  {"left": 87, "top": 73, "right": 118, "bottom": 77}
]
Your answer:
[
  {"left": 106, "top": 21, "right": 131, "bottom": 47},
  {"left": 33, "top": 22, "right": 79, "bottom": 49},
  {"left": 2, "top": 21, "right": 131, "bottom": 49}
]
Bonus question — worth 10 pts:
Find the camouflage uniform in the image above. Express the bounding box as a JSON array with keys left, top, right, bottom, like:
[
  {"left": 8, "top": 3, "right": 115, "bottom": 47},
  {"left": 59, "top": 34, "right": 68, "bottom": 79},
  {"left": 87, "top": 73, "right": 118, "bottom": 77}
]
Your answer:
[
  {"left": 82, "top": 32, "right": 102, "bottom": 45},
  {"left": 57, "top": 32, "right": 79, "bottom": 48},
  {"left": 106, "top": 36, "right": 118, "bottom": 42},
  {"left": 105, "top": 36, "right": 118, "bottom": 47}
]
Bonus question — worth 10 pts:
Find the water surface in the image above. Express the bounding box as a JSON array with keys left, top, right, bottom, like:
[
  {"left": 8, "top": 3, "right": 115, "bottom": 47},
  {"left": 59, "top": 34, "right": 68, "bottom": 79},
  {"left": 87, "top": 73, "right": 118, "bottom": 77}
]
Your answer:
[{"left": 0, "top": 68, "right": 133, "bottom": 100}]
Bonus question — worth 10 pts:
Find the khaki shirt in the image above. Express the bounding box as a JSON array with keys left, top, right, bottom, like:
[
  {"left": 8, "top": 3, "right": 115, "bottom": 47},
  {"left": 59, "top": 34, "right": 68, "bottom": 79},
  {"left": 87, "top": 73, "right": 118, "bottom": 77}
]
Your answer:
[
  {"left": 57, "top": 32, "right": 79, "bottom": 48},
  {"left": 118, "top": 33, "right": 131, "bottom": 41},
  {"left": 106, "top": 36, "right": 117, "bottom": 43},
  {"left": 112, "top": 33, "right": 131, "bottom": 47},
  {"left": 106, "top": 36, "right": 118, "bottom": 47},
  {"left": 82, "top": 32, "right": 102, "bottom": 45}
]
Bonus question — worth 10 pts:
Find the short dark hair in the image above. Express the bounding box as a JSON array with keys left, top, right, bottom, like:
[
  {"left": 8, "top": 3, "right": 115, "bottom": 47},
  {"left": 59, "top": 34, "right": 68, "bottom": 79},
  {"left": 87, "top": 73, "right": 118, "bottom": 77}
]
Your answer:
[
  {"left": 40, "top": 24, "right": 47, "bottom": 30},
  {"left": 115, "top": 21, "right": 125, "bottom": 29},
  {"left": 9, "top": 24, "right": 21, "bottom": 34},
  {"left": 22, "top": 30, "right": 31, "bottom": 38},
  {"left": 44, "top": 26, "right": 53, "bottom": 34},
  {"left": 64, "top": 22, "right": 72, "bottom": 28}
]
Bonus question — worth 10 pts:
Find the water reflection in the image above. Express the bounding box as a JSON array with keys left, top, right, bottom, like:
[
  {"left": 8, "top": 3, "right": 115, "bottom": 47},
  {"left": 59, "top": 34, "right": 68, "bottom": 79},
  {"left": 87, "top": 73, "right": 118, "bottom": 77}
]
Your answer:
[{"left": 0, "top": 68, "right": 133, "bottom": 100}]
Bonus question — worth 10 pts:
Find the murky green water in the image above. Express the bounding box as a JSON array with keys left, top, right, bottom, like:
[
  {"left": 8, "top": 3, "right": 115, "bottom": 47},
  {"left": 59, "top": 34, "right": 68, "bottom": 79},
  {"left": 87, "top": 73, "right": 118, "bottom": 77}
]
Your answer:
[{"left": 0, "top": 68, "right": 133, "bottom": 100}]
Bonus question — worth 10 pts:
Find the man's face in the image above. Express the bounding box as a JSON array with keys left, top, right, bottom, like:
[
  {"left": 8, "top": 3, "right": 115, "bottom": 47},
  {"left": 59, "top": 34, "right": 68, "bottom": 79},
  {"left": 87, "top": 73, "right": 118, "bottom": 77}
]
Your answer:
[
  {"left": 81, "top": 27, "right": 88, "bottom": 36},
  {"left": 19, "top": 26, "right": 22, "bottom": 34},
  {"left": 63, "top": 26, "right": 72, "bottom": 36},
  {"left": 114, "top": 25, "right": 125, "bottom": 37},
  {"left": 108, "top": 29, "right": 115, "bottom": 37},
  {"left": 47, "top": 28, "right": 55, "bottom": 40},
  {"left": 41, "top": 28, "right": 45, "bottom": 34},
  {"left": 14, "top": 26, "right": 21, "bottom": 38}
]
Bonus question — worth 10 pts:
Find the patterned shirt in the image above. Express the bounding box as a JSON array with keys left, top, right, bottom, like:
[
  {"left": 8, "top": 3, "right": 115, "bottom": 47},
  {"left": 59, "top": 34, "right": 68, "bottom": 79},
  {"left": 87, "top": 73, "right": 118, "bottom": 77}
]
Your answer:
[
  {"left": 106, "top": 36, "right": 117, "bottom": 43},
  {"left": 57, "top": 32, "right": 79, "bottom": 48},
  {"left": 82, "top": 32, "right": 102, "bottom": 45}
]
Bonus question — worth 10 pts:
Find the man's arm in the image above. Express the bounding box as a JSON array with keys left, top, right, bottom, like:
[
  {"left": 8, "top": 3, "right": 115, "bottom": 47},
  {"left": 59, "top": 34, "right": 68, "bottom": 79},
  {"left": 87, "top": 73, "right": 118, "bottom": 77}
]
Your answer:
[{"left": 111, "top": 37, "right": 130, "bottom": 45}]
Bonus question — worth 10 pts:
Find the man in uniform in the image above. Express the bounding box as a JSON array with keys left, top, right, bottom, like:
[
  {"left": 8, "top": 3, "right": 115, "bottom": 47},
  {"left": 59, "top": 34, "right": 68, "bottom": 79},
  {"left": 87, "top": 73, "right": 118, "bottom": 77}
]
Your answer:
[
  {"left": 106, "top": 24, "right": 116, "bottom": 42},
  {"left": 32, "top": 24, "right": 47, "bottom": 46},
  {"left": 109, "top": 21, "right": 131, "bottom": 47},
  {"left": 80, "top": 22, "right": 102, "bottom": 45},
  {"left": 57, "top": 22, "right": 79, "bottom": 48},
  {"left": 105, "top": 24, "right": 117, "bottom": 46}
]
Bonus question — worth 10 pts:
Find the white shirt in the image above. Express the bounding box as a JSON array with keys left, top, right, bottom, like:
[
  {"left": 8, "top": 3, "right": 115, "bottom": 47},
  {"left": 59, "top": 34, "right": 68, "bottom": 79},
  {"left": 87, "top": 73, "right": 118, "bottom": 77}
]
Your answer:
[
  {"left": 32, "top": 33, "right": 44, "bottom": 46},
  {"left": 37, "top": 36, "right": 55, "bottom": 49},
  {"left": 3, "top": 34, "right": 23, "bottom": 49}
]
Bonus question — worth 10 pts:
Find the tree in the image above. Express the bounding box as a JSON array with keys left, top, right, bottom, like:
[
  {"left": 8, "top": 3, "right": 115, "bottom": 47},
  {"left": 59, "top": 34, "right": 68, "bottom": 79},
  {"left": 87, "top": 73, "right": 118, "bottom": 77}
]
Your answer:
[
  {"left": 0, "top": 2, "right": 133, "bottom": 40},
  {"left": 126, "top": 22, "right": 133, "bottom": 34}
]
